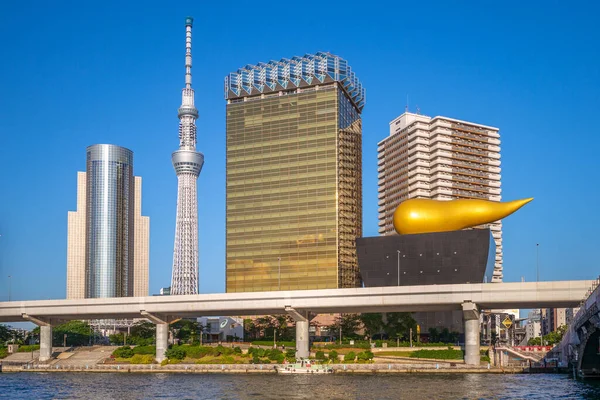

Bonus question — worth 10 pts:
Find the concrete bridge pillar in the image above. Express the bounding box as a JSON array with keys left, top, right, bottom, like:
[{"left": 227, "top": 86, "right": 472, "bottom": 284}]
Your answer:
[
  {"left": 156, "top": 323, "right": 169, "bottom": 363},
  {"left": 285, "top": 307, "right": 310, "bottom": 359},
  {"left": 21, "top": 314, "right": 54, "bottom": 362},
  {"left": 39, "top": 325, "right": 53, "bottom": 362},
  {"left": 462, "top": 302, "right": 480, "bottom": 366},
  {"left": 140, "top": 311, "right": 175, "bottom": 363}
]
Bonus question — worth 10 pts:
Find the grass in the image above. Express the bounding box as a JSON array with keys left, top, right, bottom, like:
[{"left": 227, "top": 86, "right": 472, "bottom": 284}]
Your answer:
[
  {"left": 372, "top": 351, "right": 415, "bottom": 357},
  {"left": 17, "top": 345, "right": 40, "bottom": 352},
  {"left": 410, "top": 349, "right": 464, "bottom": 360},
  {"left": 251, "top": 341, "right": 295, "bottom": 347},
  {"left": 194, "top": 355, "right": 246, "bottom": 364}
]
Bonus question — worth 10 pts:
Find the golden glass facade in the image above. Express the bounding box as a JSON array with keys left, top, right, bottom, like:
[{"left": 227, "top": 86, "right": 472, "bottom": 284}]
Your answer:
[{"left": 226, "top": 84, "right": 362, "bottom": 292}]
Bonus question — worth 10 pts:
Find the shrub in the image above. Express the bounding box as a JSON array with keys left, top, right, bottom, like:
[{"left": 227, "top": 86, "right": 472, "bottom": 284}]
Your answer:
[
  {"left": 113, "top": 346, "right": 134, "bottom": 359},
  {"left": 234, "top": 346, "right": 242, "bottom": 354},
  {"left": 344, "top": 351, "right": 356, "bottom": 363},
  {"left": 0, "top": 347, "right": 7, "bottom": 359},
  {"left": 268, "top": 349, "right": 283, "bottom": 361},
  {"left": 130, "top": 354, "right": 154, "bottom": 364},
  {"left": 185, "top": 346, "right": 216, "bottom": 359},
  {"left": 274, "top": 354, "right": 285, "bottom": 364},
  {"left": 216, "top": 345, "right": 235, "bottom": 356},
  {"left": 249, "top": 347, "right": 266, "bottom": 358},
  {"left": 285, "top": 348, "right": 296, "bottom": 362},
  {"left": 251, "top": 355, "right": 261, "bottom": 364},
  {"left": 160, "top": 359, "right": 169, "bottom": 366},
  {"left": 356, "top": 351, "right": 374, "bottom": 362},
  {"left": 315, "top": 350, "right": 326, "bottom": 361},
  {"left": 165, "top": 346, "right": 186, "bottom": 360},
  {"left": 221, "top": 356, "right": 236, "bottom": 364},
  {"left": 132, "top": 345, "right": 155, "bottom": 355},
  {"left": 328, "top": 350, "right": 339, "bottom": 362}
]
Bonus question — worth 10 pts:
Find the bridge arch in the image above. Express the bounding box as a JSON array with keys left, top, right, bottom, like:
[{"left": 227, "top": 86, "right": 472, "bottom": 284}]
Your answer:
[{"left": 577, "top": 323, "right": 600, "bottom": 376}]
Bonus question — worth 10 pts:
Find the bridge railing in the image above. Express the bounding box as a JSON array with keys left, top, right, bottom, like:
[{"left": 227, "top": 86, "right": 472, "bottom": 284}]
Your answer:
[{"left": 572, "top": 276, "right": 600, "bottom": 329}]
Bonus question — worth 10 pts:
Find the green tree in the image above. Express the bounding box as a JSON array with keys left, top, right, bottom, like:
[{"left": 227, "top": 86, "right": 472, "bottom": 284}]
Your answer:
[
  {"left": 0, "top": 324, "right": 14, "bottom": 344},
  {"left": 329, "top": 314, "right": 362, "bottom": 339},
  {"left": 528, "top": 325, "right": 567, "bottom": 346},
  {"left": 428, "top": 327, "right": 440, "bottom": 343},
  {"left": 130, "top": 321, "right": 155, "bottom": 340},
  {"left": 171, "top": 319, "right": 203, "bottom": 344},
  {"left": 53, "top": 321, "right": 93, "bottom": 346},
  {"left": 384, "top": 313, "right": 417, "bottom": 340},
  {"left": 359, "top": 313, "right": 385, "bottom": 338}
]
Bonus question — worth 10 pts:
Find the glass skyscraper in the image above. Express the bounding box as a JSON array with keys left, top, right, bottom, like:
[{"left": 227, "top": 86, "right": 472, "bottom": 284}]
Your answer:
[
  {"left": 86, "top": 144, "right": 134, "bottom": 297},
  {"left": 224, "top": 52, "right": 365, "bottom": 292},
  {"left": 66, "top": 144, "right": 149, "bottom": 299}
]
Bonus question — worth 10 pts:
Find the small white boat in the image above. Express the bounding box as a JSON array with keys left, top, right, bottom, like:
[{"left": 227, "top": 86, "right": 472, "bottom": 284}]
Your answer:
[{"left": 274, "top": 359, "right": 334, "bottom": 374}]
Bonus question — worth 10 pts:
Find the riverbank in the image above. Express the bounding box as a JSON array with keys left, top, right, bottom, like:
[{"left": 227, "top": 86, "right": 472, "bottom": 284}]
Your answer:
[{"left": 1, "top": 362, "right": 524, "bottom": 374}]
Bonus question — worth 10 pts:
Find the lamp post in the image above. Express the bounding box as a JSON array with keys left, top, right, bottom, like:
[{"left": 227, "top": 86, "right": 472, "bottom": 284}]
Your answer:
[
  {"left": 278, "top": 257, "right": 281, "bottom": 290},
  {"left": 536, "top": 243, "right": 540, "bottom": 282},
  {"left": 536, "top": 243, "right": 544, "bottom": 347},
  {"left": 396, "top": 251, "right": 401, "bottom": 286}
]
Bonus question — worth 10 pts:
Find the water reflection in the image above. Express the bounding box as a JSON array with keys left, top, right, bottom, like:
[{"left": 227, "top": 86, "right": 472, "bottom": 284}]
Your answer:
[{"left": 1, "top": 372, "right": 600, "bottom": 400}]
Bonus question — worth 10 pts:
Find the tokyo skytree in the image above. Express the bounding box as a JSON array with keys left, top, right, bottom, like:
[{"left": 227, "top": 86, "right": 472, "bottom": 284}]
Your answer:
[{"left": 170, "top": 17, "right": 204, "bottom": 295}]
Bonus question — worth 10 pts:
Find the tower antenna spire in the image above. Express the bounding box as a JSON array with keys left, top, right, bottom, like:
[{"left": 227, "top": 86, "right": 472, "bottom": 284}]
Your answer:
[{"left": 184, "top": 16, "right": 193, "bottom": 89}]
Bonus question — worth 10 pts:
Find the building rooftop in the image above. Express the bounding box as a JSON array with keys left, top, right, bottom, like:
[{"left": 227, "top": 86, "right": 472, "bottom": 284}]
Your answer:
[{"left": 224, "top": 51, "right": 365, "bottom": 111}]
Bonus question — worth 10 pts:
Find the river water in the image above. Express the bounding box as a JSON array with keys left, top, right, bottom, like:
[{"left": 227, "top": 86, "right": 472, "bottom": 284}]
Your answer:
[{"left": 1, "top": 373, "right": 600, "bottom": 399}]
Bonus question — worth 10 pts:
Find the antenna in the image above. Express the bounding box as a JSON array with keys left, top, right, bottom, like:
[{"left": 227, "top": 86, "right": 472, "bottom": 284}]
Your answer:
[{"left": 405, "top": 94, "right": 409, "bottom": 112}]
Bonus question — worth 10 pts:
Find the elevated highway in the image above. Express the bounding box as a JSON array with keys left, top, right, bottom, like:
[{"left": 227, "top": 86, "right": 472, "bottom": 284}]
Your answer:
[{"left": 0, "top": 280, "right": 592, "bottom": 364}]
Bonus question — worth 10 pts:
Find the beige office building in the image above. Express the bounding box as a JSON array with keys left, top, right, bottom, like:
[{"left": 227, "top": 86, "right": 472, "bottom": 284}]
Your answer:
[
  {"left": 377, "top": 112, "right": 503, "bottom": 281},
  {"left": 66, "top": 145, "right": 149, "bottom": 299}
]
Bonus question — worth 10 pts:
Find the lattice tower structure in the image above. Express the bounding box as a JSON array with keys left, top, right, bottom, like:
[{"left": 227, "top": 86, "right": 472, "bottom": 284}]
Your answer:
[{"left": 170, "top": 17, "right": 204, "bottom": 295}]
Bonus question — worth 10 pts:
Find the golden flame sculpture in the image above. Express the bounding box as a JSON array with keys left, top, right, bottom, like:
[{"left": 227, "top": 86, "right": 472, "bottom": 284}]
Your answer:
[{"left": 393, "top": 198, "right": 533, "bottom": 235}]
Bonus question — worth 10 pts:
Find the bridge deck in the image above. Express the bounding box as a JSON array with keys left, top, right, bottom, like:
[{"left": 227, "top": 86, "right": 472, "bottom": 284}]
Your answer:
[{"left": 0, "top": 281, "right": 593, "bottom": 323}]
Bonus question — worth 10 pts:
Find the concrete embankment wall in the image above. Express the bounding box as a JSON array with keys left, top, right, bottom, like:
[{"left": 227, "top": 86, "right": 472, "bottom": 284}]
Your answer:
[{"left": 1, "top": 363, "right": 524, "bottom": 374}]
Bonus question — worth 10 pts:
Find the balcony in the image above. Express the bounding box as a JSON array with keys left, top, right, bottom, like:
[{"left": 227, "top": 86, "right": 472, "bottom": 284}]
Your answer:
[
  {"left": 430, "top": 142, "right": 452, "bottom": 152},
  {"left": 452, "top": 144, "right": 490, "bottom": 157},
  {"left": 450, "top": 160, "right": 492, "bottom": 172},
  {"left": 408, "top": 153, "right": 429, "bottom": 164},
  {"left": 409, "top": 136, "right": 429, "bottom": 146},
  {"left": 411, "top": 189, "right": 431, "bottom": 197},
  {"left": 430, "top": 165, "right": 453, "bottom": 175},
  {"left": 451, "top": 175, "right": 492, "bottom": 185}
]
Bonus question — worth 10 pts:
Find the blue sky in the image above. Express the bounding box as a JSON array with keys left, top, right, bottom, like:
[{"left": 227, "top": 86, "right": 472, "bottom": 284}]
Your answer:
[{"left": 0, "top": 1, "right": 599, "bottom": 302}]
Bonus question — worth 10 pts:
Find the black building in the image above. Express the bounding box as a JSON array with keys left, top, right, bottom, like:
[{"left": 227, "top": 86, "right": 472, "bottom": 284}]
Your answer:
[
  {"left": 357, "top": 229, "right": 495, "bottom": 287},
  {"left": 356, "top": 229, "right": 495, "bottom": 334}
]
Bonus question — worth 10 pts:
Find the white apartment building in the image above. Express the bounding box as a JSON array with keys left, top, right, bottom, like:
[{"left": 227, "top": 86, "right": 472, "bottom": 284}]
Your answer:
[
  {"left": 377, "top": 112, "right": 503, "bottom": 281},
  {"left": 525, "top": 310, "right": 542, "bottom": 344}
]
